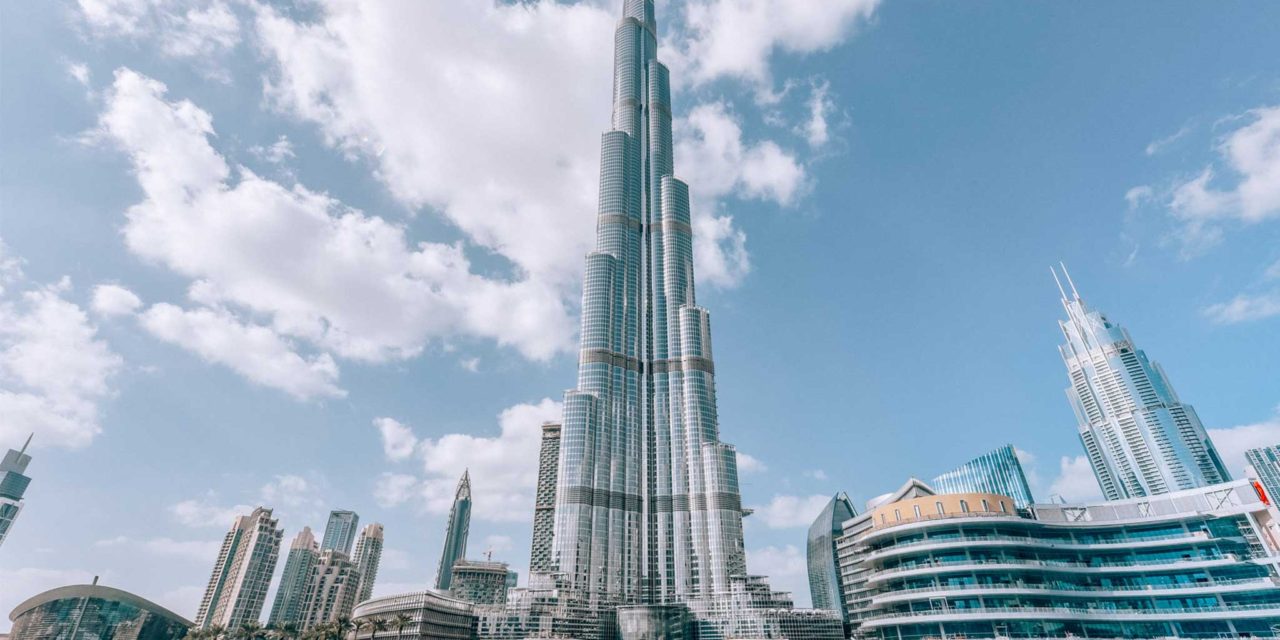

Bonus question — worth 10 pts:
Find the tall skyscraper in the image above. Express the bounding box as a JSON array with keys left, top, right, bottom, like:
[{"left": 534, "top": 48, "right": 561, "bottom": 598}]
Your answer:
[
  {"left": 806, "top": 493, "right": 855, "bottom": 620},
  {"left": 1054, "top": 265, "right": 1230, "bottom": 500},
  {"left": 0, "top": 435, "right": 33, "bottom": 548},
  {"left": 321, "top": 509, "right": 360, "bottom": 555},
  {"left": 353, "top": 523, "right": 384, "bottom": 605},
  {"left": 550, "top": 0, "right": 750, "bottom": 607},
  {"left": 1246, "top": 445, "right": 1280, "bottom": 500},
  {"left": 435, "top": 470, "right": 471, "bottom": 590},
  {"left": 195, "top": 507, "right": 283, "bottom": 630},
  {"left": 268, "top": 526, "right": 319, "bottom": 628},
  {"left": 299, "top": 549, "right": 360, "bottom": 630},
  {"left": 529, "top": 421, "right": 561, "bottom": 573},
  {"left": 931, "top": 444, "right": 1036, "bottom": 509}
]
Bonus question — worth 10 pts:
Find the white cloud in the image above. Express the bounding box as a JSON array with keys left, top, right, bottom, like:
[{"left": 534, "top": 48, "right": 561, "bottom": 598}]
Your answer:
[
  {"left": 1209, "top": 414, "right": 1280, "bottom": 478},
  {"left": 67, "top": 61, "right": 91, "bottom": 86},
  {"left": 139, "top": 302, "right": 345, "bottom": 400},
  {"left": 93, "top": 67, "right": 576, "bottom": 378},
  {"left": 1125, "top": 185, "right": 1154, "bottom": 210},
  {"left": 746, "top": 545, "right": 808, "bottom": 607},
  {"left": 736, "top": 451, "right": 766, "bottom": 474},
  {"left": 91, "top": 283, "right": 143, "bottom": 317},
  {"left": 1046, "top": 455, "right": 1103, "bottom": 503},
  {"left": 374, "top": 417, "right": 418, "bottom": 462},
  {"left": 749, "top": 494, "right": 831, "bottom": 529},
  {"left": 1202, "top": 291, "right": 1280, "bottom": 324},
  {"left": 801, "top": 80, "right": 834, "bottom": 149},
  {"left": 459, "top": 357, "right": 481, "bottom": 373},
  {"left": 258, "top": 474, "right": 323, "bottom": 512},
  {"left": 77, "top": 0, "right": 240, "bottom": 59},
  {"left": 1163, "top": 106, "right": 1280, "bottom": 253},
  {"left": 0, "top": 253, "right": 123, "bottom": 449},
  {"left": 169, "top": 495, "right": 254, "bottom": 529},
  {"left": 1145, "top": 124, "right": 1191, "bottom": 156},
  {"left": 803, "top": 469, "right": 828, "bottom": 481},
  {"left": 481, "top": 534, "right": 515, "bottom": 555},
  {"left": 665, "top": 0, "right": 880, "bottom": 88},
  {"left": 373, "top": 472, "right": 419, "bottom": 508},
  {"left": 0, "top": 568, "right": 97, "bottom": 619},
  {"left": 249, "top": 135, "right": 295, "bottom": 165},
  {"left": 95, "top": 536, "right": 221, "bottom": 562}
]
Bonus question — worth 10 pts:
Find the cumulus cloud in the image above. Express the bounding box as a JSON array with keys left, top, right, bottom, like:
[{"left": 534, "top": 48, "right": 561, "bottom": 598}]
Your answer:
[
  {"left": 1161, "top": 106, "right": 1280, "bottom": 254},
  {"left": 801, "top": 80, "right": 834, "bottom": 149},
  {"left": 95, "top": 535, "right": 221, "bottom": 562},
  {"left": 1203, "top": 291, "right": 1280, "bottom": 324},
  {"left": 169, "top": 495, "right": 254, "bottom": 529},
  {"left": 139, "top": 303, "right": 345, "bottom": 400},
  {"left": 374, "top": 398, "right": 562, "bottom": 522},
  {"left": 749, "top": 494, "right": 831, "bottom": 529},
  {"left": 0, "top": 249, "right": 123, "bottom": 449},
  {"left": 665, "top": 0, "right": 880, "bottom": 88},
  {"left": 736, "top": 451, "right": 766, "bottom": 474},
  {"left": 1209, "top": 413, "right": 1280, "bottom": 478},
  {"left": 91, "top": 283, "right": 143, "bottom": 317},
  {"left": 170, "top": 474, "right": 324, "bottom": 529},
  {"left": 1046, "top": 455, "right": 1103, "bottom": 503},
  {"left": 77, "top": 0, "right": 241, "bottom": 60},
  {"left": 374, "top": 417, "right": 418, "bottom": 462},
  {"left": 0, "top": 568, "right": 97, "bottom": 620},
  {"left": 249, "top": 135, "right": 295, "bottom": 165}
]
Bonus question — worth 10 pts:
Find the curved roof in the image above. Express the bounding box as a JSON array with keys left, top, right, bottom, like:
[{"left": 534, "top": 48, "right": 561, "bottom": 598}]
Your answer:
[{"left": 9, "top": 584, "right": 193, "bottom": 626}]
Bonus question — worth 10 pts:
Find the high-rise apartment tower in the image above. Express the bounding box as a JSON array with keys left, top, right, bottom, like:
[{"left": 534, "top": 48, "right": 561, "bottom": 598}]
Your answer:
[
  {"left": 1054, "top": 265, "right": 1230, "bottom": 500},
  {"left": 353, "top": 523, "right": 384, "bottom": 605},
  {"left": 268, "top": 526, "right": 319, "bottom": 628},
  {"left": 529, "top": 421, "right": 561, "bottom": 573},
  {"left": 321, "top": 510, "right": 360, "bottom": 555},
  {"left": 195, "top": 507, "right": 283, "bottom": 629}
]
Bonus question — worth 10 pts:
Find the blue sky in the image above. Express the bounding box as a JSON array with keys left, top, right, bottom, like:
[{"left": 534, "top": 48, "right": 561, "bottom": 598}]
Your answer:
[{"left": 2, "top": 0, "right": 1279, "bottom": 624}]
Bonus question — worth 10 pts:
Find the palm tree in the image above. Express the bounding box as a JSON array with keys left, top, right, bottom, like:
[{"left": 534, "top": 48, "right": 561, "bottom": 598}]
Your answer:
[
  {"left": 369, "top": 618, "right": 389, "bottom": 640},
  {"left": 391, "top": 613, "right": 412, "bottom": 638},
  {"left": 208, "top": 625, "right": 228, "bottom": 640},
  {"left": 239, "top": 620, "right": 265, "bottom": 640},
  {"left": 279, "top": 622, "right": 301, "bottom": 640}
]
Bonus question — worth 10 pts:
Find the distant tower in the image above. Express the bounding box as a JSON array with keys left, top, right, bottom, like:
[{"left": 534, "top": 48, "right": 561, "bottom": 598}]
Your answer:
[
  {"left": 529, "top": 422, "right": 561, "bottom": 573},
  {"left": 0, "top": 435, "right": 33, "bottom": 548},
  {"left": 298, "top": 549, "right": 360, "bottom": 630},
  {"left": 435, "top": 470, "right": 471, "bottom": 590},
  {"left": 931, "top": 444, "right": 1036, "bottom": 509},
  {"left": 268, "top": 526, "right": 319, "bottom": 628},
  {"left": 353, "top": 523, "right": 385, "bottom": 605},
  {"left": 1054, "top": 264, "right": 1230, "bottom": 500},
  {"left": 806, "top": 493, "right": 856, "bottom": 620},
  {"left": 321, "top": 510, "right": 360, "bottom": 555},
  {"left": 195, "top": 507, "right": 283, "bottom": 630},
  {"left": 1246, "top": 445, "right": 1280, "bottom": 501}
]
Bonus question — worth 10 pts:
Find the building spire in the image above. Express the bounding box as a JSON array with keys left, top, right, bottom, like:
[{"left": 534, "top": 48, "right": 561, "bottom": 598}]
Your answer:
[
  {"left": 1060, "top": 261, "right": 1081, "bottom": 300},
  {"left": 1050, "top": 265, "right": 1068, "bottom": 301},
  {"left": 457, "top": 469, "right": 471, "bottom": 500},
  {"left": 19, "top": 433, "right": 32, "bottom": 456}
]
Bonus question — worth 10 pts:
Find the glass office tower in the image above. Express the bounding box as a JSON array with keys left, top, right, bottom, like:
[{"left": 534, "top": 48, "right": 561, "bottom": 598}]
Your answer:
[
  {"left": 1053, "top": 265, "right": 1229, "bottom": 500},
  {"left": 436, "top": 471, "right": 472, "bottom": 591},
  {"left": 931, "top": 444, "right": 1035, "bottom": 509},
  {"left": 321, "top": 509, "right": 360, "bottom": 555},
  {"left": 807, "top": 493, "right": 856, "bottom": 620},
  {"left": 0, "top": 435, "right": 33, "bottom": 548}
]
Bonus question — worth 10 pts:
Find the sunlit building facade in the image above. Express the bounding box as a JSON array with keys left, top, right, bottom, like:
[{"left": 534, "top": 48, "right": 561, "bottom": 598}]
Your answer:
[
  {"left": 352, "top": 590, "right": 475, "bottom": 640},
  {"left": 807, "top": 493, "right": 856, "bottom": 621},
  {"left": 836, "top": 477, "right": 1280, "bottom": 639},
  {"left": 353, "top": 523, "right": 384, "bottom": 605},
  {"left": 529, "top": 421, "right": 561, "bottom": 574},
  {"left": 1247, "top": 445, "right": 1280, "bottom": 503},
  {"left": 321, "top": 509, "right": 360, "bottom": 555},
  {"left": 299, "top": 549, "right": 360, "bottom": 630},
  {"left": 931, "top": 444, "right": 1035, "bottom": 509},
  {"left": 268, "top": 526, "right": 319, "bottom": 628},
  {"left": 195, "top": 506, "right": 282, "bottom": 630},
  {"left": 1054, "top": 265, "right": 1230, "bottom": 500}
]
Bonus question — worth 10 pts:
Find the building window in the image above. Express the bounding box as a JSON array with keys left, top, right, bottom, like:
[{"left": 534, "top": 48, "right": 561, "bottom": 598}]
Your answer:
[
  {"left": 1000, "top": 501, "right": 1008, "bottom": 513},
  {"left": 894, "top": 509, "right": 901, "bottom": 522},
  {"left": 982, "top": 499, "right": 990, "bottom": 511},
  {"left": 960, "top": 500, "right": 970, "bottom": 513},
  {"left": 936, "top": 502, "right": 944, "bottom": 515},
  {"left": 914, "top": 505, "right": 922, "bottom": 519}
]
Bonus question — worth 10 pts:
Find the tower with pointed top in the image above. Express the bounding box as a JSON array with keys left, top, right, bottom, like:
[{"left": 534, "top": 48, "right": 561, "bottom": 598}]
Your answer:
[
  {"left": 1053, "top": 264, "right": 1230, "bottom": 500},
  {"left": 436, "top": 470, "right": 471, "bottom": 590},
  {"left": 551, "top": 0, "right": 749, "bottom": 609},
  {"left": 269, "top": 526, "right": 319, "bottom": 628},
  {"left": 0, "top": 435, "right": 33, "bottom": 548}
]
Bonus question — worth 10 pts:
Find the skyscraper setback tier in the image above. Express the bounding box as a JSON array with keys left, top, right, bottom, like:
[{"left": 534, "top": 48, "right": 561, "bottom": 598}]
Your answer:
[{"left": 1053, "top": 265, "right": 1230, "bottom": 500}]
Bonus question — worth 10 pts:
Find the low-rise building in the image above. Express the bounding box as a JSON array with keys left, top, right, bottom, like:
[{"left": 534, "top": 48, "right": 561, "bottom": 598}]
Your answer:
[
  {"left": 8, "top": 582, "right": 192, "bottom": 640},
  {"left": 450, "top": 560, "right": 510, "bottom": 607},
  {"left": 351, "top": 590, "right": 475, "bottom": 640},
  {"left": 837, "top": 477, "right": 1280, "bottom": 639}
]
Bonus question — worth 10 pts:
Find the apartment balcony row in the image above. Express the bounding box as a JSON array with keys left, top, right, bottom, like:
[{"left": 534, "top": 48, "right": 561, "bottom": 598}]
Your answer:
[
  {"left": 867, "top": 576, "right": 1280, "bottom": 605},
  {"left": 867, "top": 555, "right": 1242, "bottom": 583},
  {"left": 857, "top": 601, "right": 1280, "bottom": 628},
  {"left": 858, "top": 530, "right": 1233, "bottom": 562}
]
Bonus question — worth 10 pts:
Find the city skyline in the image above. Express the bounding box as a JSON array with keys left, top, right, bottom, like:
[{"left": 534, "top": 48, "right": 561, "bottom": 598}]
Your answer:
[{"left": 3, "top": 0, "right": 1280, "bottom": 629}]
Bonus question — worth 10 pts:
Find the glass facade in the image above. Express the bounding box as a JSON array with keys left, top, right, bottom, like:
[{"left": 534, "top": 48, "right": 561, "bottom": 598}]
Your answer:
[
  {"left": 9, "top": 583, "right": 192, "bottom": 640},
  {"left": 0, "top": 436, "right": 32, "bottom": 548},
  {"left": 450, "top": 560, "right": 511, "bottom": 607},
  {"left": 1247, "top": 445, "right": 1280, "bottom": 504},
  {"left": 321, "top": 509, "right": 360, "bottom": 555},
  {"left": 931, "top": 444, "right": 1035, "bottom": 509},
  {"left": 836, "top": 478, "right": 1280, "bottom": 638},
  {"left": 807, "top": 493, "right": 856, "bottom": 620},
  {"left": 195, "top": 506, "right": 283, "bottom": 630},
  {"left": 437, "top": 471, "right": 472, "bottom": 590},
  {"left": 1054, "top": 265, "right": 1230, "bottom": 500},
  {"left": 269, "top": 526, "right": 319, "bottom": 627},
  {"left": 352, "top": 590, "right": 476, "bottom": 640}
]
